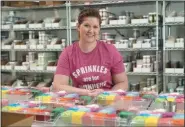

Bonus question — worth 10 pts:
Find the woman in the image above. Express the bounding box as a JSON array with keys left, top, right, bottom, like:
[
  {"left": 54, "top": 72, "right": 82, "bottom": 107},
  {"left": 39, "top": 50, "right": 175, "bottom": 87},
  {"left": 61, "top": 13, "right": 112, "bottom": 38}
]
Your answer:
[{"left": 53, "top": 8, "right": 128, "bottom": 96}]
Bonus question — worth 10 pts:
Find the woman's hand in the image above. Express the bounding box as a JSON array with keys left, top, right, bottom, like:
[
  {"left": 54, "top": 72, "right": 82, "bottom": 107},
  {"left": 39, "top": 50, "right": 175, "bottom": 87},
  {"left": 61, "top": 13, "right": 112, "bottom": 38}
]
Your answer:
[{"left": 88, "top": 89, "right": 104, "bottom": 97}]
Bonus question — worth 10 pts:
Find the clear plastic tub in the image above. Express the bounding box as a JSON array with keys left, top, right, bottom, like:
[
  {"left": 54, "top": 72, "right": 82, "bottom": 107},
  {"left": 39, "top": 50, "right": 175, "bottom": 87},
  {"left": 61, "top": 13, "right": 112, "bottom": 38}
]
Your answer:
[
  {"left": 176, "top": 102, "right": 184, "bottom": 113},
  {"left": 111, "top": 99, "right": 152, "bottom": 112},
  {"left": 53, "top": 112, "right": 126, "bottom": 127}
]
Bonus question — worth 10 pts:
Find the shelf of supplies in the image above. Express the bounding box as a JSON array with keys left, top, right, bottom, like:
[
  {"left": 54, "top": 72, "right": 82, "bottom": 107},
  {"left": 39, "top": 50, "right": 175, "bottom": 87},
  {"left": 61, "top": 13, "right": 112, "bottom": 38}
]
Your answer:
[
  {"left": 165, "top": 47, "right": 184, "bottom": 50},
  {"left": 117, "top": 47, "right": 157, "bottom": 51},
  {"left": 2, "top": 29, "right": 11, "bottom": 31},
  {"left": 164, "top": 73, "right": 184, "bottom": 77},
  {"left": 1, "top": 26, "right": 67, "bottom": 31},
  {"left": 1, "top": 49, "right": 11, "bottom": 51},
  {"left": 1, "top": 69, "right": 12, "bottom": 72},
  {"left": 1, "top": 1, "right": 156, "bottom": 11},
  {"left": 1, "top": 48, "right": 63, "bottom": 52},
  {"left": 126, "top": 72, "right": 158, "bottom": 75},
  {"left": 2, "top": 4, "right": 66, "bottom": 11},
  {"left": 165, "top": 22, "right": 184, "bottom": 26},
  {"left": 71, "top": 1, "right": 155, "bottom": 7},
  {"left": 1, "top": 69, "right": 55, "bottom": 73},
  {"left": 71, "top": 23, "right": 156, "bottom": 29},
  {"left": 1, "top": 69, "right": 158, "bottom": 75}
]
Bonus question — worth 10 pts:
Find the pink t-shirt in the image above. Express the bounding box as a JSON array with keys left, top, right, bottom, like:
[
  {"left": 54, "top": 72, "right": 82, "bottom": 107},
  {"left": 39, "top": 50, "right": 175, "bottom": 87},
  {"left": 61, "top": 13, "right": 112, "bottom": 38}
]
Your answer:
[{"left": 55, "top": 41, "right": 125, "bottom": 90}]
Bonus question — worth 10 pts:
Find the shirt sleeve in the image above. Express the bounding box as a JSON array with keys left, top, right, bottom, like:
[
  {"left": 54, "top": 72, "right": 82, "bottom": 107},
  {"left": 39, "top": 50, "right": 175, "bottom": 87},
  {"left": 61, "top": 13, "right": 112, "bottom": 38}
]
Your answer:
[
  {"left": 110, "top": 46, "right": 125, "bottom": 75},
  {"left": 55, "top": 48, "right": 70, "bottom": 76}
]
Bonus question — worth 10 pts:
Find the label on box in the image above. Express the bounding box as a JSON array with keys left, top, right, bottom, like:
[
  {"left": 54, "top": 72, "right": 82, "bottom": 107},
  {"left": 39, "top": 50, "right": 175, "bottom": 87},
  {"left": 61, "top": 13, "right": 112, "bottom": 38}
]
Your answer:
[
  {"left": 165, "top": 17, "right": 175, "bottom": 23},
  {"left": 37, "top": 66, "right": 45, "bottom": 70},
  {"left": 36, "top": 24, "right": 43, "bottom": 28},
  {"left": 165, "top": 68, "right": 175, "bottom": 73},
  {"left": 5, "top": 65, "right": 13, "bottom": 70},
  {"left": 133, "top": 43, "right": 142, "bottom": 48},
  {"left": 2, "top": 45, "right": 11, "bottom": 49},
  {"left": 142, "top": 43, "right": 151, "bottom": 48},
  {"left": 52, "top": 23, "right": 60, "bottom": 27},
  {"left": 37, "top": 45, "right": 45, "bottom": 49},
  {"left": 119, "top": 43, "right": 128, "bottom": 48},
  {"left": 46, "top": 45, "right": 53, "bottom": 49},
  {"left": 20, "top": 45, "right": 28, "bottom": 49},
  {"left": 53, "top": 45, "right": 61, "bottom": 49},
  {"left": 45, "top": 23, "right": 52, "bottom": 28},
  {"left": 13, "top": 25, "right": 20, "bottom": 29},
  {"left": 14, "top": 45, "right": 21, "bottom": 49},
  {"left": 29, "top": 24, "right": 35, "bottom": 28},
  {"left": 30, "top": 45, "right": 37, "bottom": 49}
]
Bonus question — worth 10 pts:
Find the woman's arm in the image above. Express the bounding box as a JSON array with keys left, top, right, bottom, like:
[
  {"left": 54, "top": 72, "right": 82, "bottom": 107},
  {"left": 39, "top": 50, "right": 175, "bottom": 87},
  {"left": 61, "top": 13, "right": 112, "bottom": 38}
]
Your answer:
[
  {"left": 111, "top": 72, "right": 128, "bottom": 91},
  {"left": 53, "top": 74, "right": 90, "bottom": 96}
]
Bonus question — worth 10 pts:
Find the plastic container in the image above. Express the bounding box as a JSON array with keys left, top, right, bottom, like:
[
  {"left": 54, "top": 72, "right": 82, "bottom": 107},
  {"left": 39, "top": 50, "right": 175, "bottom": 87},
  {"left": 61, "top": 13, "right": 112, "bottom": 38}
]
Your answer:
[{"left": 158, "top": 118, "right": 172, "bottom": 126}]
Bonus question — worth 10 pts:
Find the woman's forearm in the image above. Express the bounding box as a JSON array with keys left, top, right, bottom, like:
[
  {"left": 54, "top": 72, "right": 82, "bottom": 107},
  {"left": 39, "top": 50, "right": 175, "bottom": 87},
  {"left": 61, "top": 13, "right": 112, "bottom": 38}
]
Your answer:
[
  {"left": 111, "top": 82, "right": 128, "bottom": 91},
  {"left": 52, "top": 83, "right": 89, "bottom": 96}
]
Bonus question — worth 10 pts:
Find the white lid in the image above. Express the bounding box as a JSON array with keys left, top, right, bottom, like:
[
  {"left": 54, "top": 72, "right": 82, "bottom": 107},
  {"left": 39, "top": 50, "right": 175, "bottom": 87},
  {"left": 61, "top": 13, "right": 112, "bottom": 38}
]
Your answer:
[
  {"left": 144, "top": 39, "right": 151, "bottom": 41},
  {"left": 151, "top": 85, "right": 157, "bottom": 88},
  {"left": 143, "top": 87, "right": 147, "bottom": 91},
  {"left": 147, "top": 87, "right": 151, "bottom": 90},
  {"left": 129, "top": 38, "right": 136, "bottom": 40}
]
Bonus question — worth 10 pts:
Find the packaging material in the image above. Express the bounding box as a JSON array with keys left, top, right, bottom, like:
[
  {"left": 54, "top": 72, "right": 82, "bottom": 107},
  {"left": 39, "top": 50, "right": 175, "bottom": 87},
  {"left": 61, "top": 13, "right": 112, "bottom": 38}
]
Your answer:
[
  {"left": 9, "top": 1, "right": 39, "bottom": 7},
  {"left": 39, "top": 1, "right": 65, "bottom": 6},
  {"left": 2, "top": 112, "right": 34, "bottom": 127},
  {"left": 2, "top": 1, "right": 12, "bottom": 6}
]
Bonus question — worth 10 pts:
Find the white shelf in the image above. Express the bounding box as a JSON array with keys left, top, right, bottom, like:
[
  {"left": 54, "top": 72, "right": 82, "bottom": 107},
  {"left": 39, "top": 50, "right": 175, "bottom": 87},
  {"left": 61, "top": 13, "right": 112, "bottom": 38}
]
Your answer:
[
  {"left": 71, "top": 23, "right": 156, "bottom": 29},
  {"left": 165, "top": 22, "right": 184, "bottom": 26},
  {"left": 1, "top": 47, "right": 63, "bottom": 52},
  {"left": 164, "top": 73, "right": 184, "bottom": 77},
  {"left": 1, "top": 26, "right": 67, "bottom": 31},
  {"left": 1, "top": 1, "right": 155, "bottom": 11},
  {"left": 1, "top": 69, "right": 55, "bottom": 73},
  {"left": 1, "top": 69, "right": 159, "bottom": 75},
  {"left": 165, "top": 47, "right": 184, "bottom": 50},
  {"left": 71, "top": 1, "right": 155, "bottom": 7},
  {"left": 2, "top": 47, "right": 158, "bottom": 52},
  {"left": 117, "top": 47, "right": 157, "bottom": 51},
  {"left": 127, "top": 72, "right": 158, "bottom": 76}
]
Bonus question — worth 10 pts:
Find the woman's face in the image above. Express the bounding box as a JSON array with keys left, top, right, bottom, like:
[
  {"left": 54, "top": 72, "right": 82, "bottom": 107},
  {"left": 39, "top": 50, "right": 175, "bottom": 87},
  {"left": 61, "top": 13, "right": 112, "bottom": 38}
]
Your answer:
[{"left": 77, "top": 17, "right": 100, "bottom": 43}]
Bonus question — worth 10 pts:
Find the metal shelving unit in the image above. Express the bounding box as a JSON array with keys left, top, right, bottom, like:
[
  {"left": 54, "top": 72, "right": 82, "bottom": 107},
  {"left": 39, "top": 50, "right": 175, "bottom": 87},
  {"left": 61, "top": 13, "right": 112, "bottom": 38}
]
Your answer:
[
  {"left": 1, "top": 4, "right": 66, "bottom": 11},
  {"left": 70, "top": 1, "right": 156, "bottom": 7},
  {"left": 165, "top": 47, "right": 184, "bottom": 50},
  {"left": 68, "top": 1, "right": 163, "bottom": 93},
  {"left": 1, "top": 2, "right": 70, "bottom": 78},
  {"left": 165, "top": 22, "right": 184, "bottom": 26},
  {"left": 1, "top": 48, "right": 63, "bottom": 52},
  {"left": 164, "top": 73, "right": 184, "bottom": 77},
  {"left": 71, "top": 23, "right": 157, "bottom": 29},
  {"left": 162, "top": 0, "right": 185, "bottom": 92},
  {"left": 2, "top": 1, "right": 184, "bottom": 93},
  {"left": 2, "top": 27, "right": 67, "bottom": 31},
  {"left": 1, "top": 68, "right": 158, "bottom": 76},
  {"left": 117, "top": 47, "right": 158, "bottom": 51}
]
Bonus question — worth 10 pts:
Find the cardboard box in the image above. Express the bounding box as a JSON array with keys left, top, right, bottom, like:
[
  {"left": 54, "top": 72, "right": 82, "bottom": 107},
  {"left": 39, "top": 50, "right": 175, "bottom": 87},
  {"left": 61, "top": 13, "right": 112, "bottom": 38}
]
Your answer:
[
  {"left": 39, "top": 1, "right": 65, "bottom": 6},
  {"left": 10, "top": 1, "right": 38, "bottom": 7},
  {"left": 2, "top": 1, "right": 12, "bottom": 6},
  {"left": 2, "top": 112, "right": 34, "bottom": 127}
]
